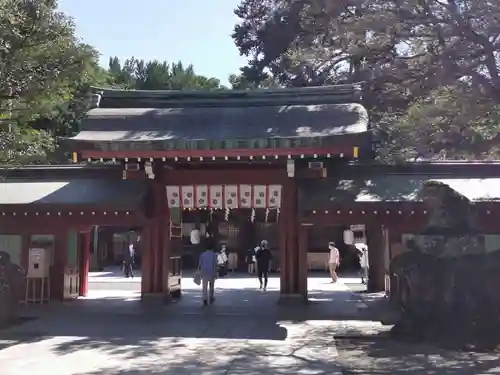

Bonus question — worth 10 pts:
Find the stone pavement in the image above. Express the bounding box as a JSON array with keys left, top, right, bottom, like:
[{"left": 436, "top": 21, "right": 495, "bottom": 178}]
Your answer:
[
  {"left": 80, "top": 270, "right": 372, "bottom": 320},
  {"left": 0, "top": 274, "right": 376, "bottom": 375},
  {"left": 3, "top": 272, "right": 499, "bottom": 374}
]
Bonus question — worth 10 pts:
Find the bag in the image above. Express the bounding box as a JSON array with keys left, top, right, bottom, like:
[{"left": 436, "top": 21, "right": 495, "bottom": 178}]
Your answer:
[
  {"left": 193, "top": 272, "right": 201, "bottom": 286},
  {"left": 218, "top": 265, "right": 227, "bottom": 278}
]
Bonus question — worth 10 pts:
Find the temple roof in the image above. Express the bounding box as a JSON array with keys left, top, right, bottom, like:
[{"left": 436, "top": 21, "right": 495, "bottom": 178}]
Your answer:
[
  {"left": 64, "top": 85, "right": 370, "bottom": 156},
  {"left": 0, "top": 179, "right": 147, "bottom": 207},
  {"left": 299, "top": 177, "right": 500, "bottom": 209}
]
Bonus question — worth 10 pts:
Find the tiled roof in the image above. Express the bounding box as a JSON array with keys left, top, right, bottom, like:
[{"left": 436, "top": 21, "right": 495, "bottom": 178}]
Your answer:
[
  {"left": 299, "top": 177, "right": 500, "bottom": 209},
  {"left": 68, "top": 103, "right": 369, "bottom": 149},
  {"left": 64, "top": 85, "right": 370, "bottom": 153},
  {"left": 0, "top": 179, "right": 148, "bottom": 207}
]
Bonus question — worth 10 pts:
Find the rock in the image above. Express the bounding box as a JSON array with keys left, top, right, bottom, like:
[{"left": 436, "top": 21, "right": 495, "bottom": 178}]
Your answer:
[
  {"left": 389, "top": 180, "right": 500, "bottom": 350},
  {"left": 0, "top": 251, "right": 26, "bottom": 329}
]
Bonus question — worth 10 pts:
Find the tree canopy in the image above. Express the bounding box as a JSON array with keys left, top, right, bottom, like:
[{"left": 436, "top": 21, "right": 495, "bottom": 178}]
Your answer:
[
  {"left": 0, "top": 0, "right": 223, "bottom": 165},
  {"left": 232, "top": 0, "right": 500, "bottom": 161},
  {"left": 107, "top": 57, "right": 222, "bottom": 90},
  {"left": 1, "top": 0, "right": 499, "bottom": 164}
]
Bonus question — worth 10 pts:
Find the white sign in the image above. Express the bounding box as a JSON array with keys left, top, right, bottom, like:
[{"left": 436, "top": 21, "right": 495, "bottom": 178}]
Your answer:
[
  {"left": 166, "top": 186, "right": 180, "bottom": 208},
  {"left": 195, "top": 185, "right": 208, "bottom": 208},
  {"left": 181, "top": 185, "right": 195, "bottom": 208},
  {"left": 224, "top": 185, "right": 239, "bottom": 209},
  {"left": 239, "top": 185, "right": 252, "bottom": 208},
  {"left": 268, "top": 185, "right": 282, "bottom": 208},
  {"left": 253, "top": 185, "right": 267, "bottom": 208},
  {"left": 209, "top": 185, "right": 223, "bottom": 208}
]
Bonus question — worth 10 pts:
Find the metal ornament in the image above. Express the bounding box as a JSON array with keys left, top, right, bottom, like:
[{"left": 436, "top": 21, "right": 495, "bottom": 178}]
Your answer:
[
  {"left": 224, "top": 207, "right": 230, "bottom": 221},
  {"left": 250, "top": 208, "right": 256, "bottom": 223}
]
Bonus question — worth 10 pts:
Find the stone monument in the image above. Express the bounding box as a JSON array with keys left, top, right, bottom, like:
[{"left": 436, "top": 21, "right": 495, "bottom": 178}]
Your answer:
[
  {"left": 0, "top": 251, "right": 26, "bottom": 328},
  {"left": 389, "top": 181, "right": 500, "bottom": 350}
]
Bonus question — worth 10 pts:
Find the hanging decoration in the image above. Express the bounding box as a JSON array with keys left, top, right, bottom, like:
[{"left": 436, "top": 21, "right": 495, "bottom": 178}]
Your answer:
[
  {"left": 224, "top": 207, "right": 230, "bottom": 221},
  {"left": 276, "top": 208, "right": 280, "bottom": 222},
  {"left": 182, "top": 185, "right": 195, "bottom": 209},
  {"left": 239, "top": 185, "right": 252, "bottom": 208},
  {"left": 195, "top": 185, "right": 208, "bottom": 208},
  {"left": 265, "top": 208, "right": 269, "bottom": 223},
  {"left": 166, "top": 186, "right": 180, "bottom": 208},
  {"left": 209, "top": 185, "right": 223, "bottom": 209},
  {"left": 253, "top": 185, "right": 267, "bottom": 208},
  {"left": 224, "top": 185, "right": 239, "bottom": 209},
  {"left": 250, "top": 208, "right": 256, "bottom": 223},
  {"left": 167, "top": 184, "right": 282, "bottom": 209},
  {"left": 268, "top": 185, "right": 282, "bottom": 208}
]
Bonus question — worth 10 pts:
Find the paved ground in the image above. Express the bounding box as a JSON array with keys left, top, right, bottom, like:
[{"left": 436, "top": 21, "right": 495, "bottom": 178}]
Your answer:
[{"left": 2, "top": 269, "right": 500, "bottom": 374}]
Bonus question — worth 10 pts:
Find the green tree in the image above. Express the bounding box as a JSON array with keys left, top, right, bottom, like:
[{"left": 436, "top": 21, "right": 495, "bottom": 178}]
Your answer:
[
  {"left": 228, "top": 70, "right": 278, "bottom": 90},
  {"left": 0, "top": 0, "right": 106, "bottom": 164},
  {"left": 107, "top": 57, "right": 222, "bottom": 90},
  {"left": 232, "top": 0, "right": 500, "bottom": 160}
]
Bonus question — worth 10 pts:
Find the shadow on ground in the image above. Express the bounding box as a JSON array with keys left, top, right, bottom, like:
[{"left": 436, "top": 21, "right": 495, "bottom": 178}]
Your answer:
[
  {"left": 336, "top": 334, "right": 500, "bottom": 375},
  {"left": 4, "top": 274, "right": 499, "bottom": 374}
]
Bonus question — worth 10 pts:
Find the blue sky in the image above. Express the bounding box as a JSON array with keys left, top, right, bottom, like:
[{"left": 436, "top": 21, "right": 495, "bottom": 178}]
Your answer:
[{"left": 58, "top": 0, "right": 248, "bottom": 85}]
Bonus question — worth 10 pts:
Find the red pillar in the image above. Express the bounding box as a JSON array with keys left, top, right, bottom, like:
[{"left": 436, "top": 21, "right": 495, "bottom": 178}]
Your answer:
[
  {"left": 279, "top": 176, "right": 307, "bottom": 303},
  {"left": 141, "top": 172, "right": 171, "bottom": 302},
  {"left": 366, "top": 224, "right": 385, "bottom": 293},
  {"left": 298, "top": 224, "right": 309, "bottom": 298},
  {"left": 79, "top": 229, "right": 91, "bottom": 297},
  {"left": 141, "top": 223, "right": 153, "bottom": 295}
]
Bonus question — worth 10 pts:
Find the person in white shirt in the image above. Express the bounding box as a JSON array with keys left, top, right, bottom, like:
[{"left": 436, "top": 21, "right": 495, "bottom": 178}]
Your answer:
[
  {"left": 356, "top": 244, "right": 369, "bottom": 284},
  {"left": 328, "top": 241, "right": 340, "bottom": 283},
  {"left": 217, "top": 245, "right": 229, "bottom": 277}
]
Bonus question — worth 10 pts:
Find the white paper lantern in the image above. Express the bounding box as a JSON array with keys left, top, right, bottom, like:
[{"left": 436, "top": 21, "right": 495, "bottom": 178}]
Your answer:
[
  {"left": 343, "top": 229, "right": 354, "bottom": 245},
  {"left": 190, "top": 229, "right": 201, "bottom": 244}
]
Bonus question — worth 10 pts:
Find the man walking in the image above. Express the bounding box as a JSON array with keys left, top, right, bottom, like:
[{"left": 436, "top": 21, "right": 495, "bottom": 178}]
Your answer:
[
  {"left": 255, "top": 240, "right": 272, "bottom": 291},
  {"left": 197, "top": 239, "right": 218, "bottom": 305},
  {"left": 328, "top": 241, "right": 340, "bottom": 283}
]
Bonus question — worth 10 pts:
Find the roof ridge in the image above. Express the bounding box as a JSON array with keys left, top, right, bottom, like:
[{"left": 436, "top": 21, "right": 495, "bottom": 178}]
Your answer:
[{"left": 92, "top": 84, "right": 364, "bottom": 108}]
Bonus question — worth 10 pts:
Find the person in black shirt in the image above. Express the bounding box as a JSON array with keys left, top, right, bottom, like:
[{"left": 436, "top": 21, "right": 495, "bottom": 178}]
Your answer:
[
  {"left": 246, "top": 247, "right": 256, "bottom": 274},
  {"left": 255, "top": 240, "right": 272, "bottom": 291}
]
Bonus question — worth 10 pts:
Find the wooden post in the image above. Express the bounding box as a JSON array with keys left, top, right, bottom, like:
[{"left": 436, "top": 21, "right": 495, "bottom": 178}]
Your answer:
[
  {"left": 142, "top": 166, "right": 171, "bottom": 302},
  {"left": 152, "top": 222, "right": 162, "bottom": 293},
  {"left": 279, "top": 176, "right": 307, "bottom": 303},
  {"left": 298, "top": 224, "right": 310, "bottom": 299},
  {"left": 140, "top": 223, "right": 153, "bottom": 295},
  {"left": 279, "top": 194, "right": 289, "bottom": 294},
  {"left": 79, "top": 229, "right": 91, "bottom": 297},
  {"left": 161, "top": 206, "right": 171, "bottom": 300},
  {"left": 52, "top": 228, "right": 67, "bottom": 301},
  {"left": 366, "top": 224, "right": 386, "bottom": 292}
]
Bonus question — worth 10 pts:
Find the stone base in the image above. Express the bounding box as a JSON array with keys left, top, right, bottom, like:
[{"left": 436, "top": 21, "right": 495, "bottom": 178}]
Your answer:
[
  {"left": 141, "top": 293, "right": 170, "bottom": 305},
  {"left": 277, "top": 293, "right": 308, "bottom": 306}
]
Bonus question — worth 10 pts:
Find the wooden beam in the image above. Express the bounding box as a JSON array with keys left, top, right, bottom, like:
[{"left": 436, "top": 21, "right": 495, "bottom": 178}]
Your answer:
[
  {"left": 0, "top": 214, "right": 145, "bottom": 232},
  {"left": 164, "top": 168, "right": 288, "bottom": 185},
  {"left": 321, "top": 160, "right": 500, "bottom": 178},
  {"left": 81, "top": 146, "right": 356, "bottom": 160}
]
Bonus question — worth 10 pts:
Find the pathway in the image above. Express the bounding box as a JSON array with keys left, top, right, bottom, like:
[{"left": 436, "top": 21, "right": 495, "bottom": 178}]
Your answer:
[{"left": 2, "top": 272, "right": 499, "bottom": 374}]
